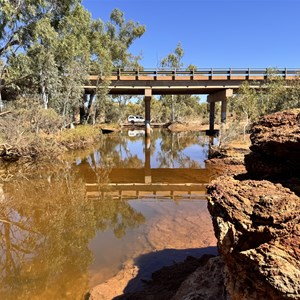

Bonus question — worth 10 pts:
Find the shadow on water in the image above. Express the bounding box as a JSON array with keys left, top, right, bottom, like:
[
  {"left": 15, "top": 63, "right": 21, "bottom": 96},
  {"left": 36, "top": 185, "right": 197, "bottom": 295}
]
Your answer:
[
  {"left": 113, "top": 246, "right": 218, "bottom": 299},
  {"left": 125, "top": 247, "right": 217, "bottom": 293}
]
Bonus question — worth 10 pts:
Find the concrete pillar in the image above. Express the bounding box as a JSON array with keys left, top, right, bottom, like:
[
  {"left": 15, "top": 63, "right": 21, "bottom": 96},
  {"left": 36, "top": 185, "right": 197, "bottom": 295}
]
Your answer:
[
  {"left": 221, "top": 99, "right": 227, "bottom": 123},
  {"left": 206, "top": 89, "right": 233, "bottom": 135},
  {"left": 144, "top": 89, "right": 152, "bottom": 137},
  {"left": 209, "top": 101, "right": 215, "bottom": 132}
]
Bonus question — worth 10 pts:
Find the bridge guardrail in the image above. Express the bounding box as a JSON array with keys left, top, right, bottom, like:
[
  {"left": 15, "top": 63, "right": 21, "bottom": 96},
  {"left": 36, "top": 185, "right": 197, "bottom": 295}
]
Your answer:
[{"left": 90, "top": 68, "right": 300, "bottom": 79}]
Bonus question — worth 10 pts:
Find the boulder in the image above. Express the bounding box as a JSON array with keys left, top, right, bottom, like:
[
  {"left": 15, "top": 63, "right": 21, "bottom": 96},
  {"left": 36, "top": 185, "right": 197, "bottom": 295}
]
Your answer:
[
  {"left": 207, "top": 176, "right": 300, "bottom": 300},
  {"left": 245, "top": 109, "right": 300, "bottom": 179},
  {"left": 173, "top": 256, "right": 227, "bottom": 300}
]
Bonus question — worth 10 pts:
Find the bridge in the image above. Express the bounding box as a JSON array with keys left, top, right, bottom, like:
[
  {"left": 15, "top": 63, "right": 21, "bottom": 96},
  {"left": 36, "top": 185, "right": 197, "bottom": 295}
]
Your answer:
[
  {"left": 83, "top": 166, "right": 210, "bottom": 200},
  {"left": 84, "top": 68, "right": 300, "bottom": 134},
  {"left": 77, "top": 136, "right": 214, "bottom": 200}
]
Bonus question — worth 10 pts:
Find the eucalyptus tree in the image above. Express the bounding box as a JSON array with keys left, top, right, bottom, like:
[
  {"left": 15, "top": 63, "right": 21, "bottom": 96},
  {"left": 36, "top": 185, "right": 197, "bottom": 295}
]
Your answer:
[
  {"left": 230, "top": 68, "right": 298, "bottom": 126},
  {"left": 160, "top": 43, "right": 184, "bottom": 122},
  {"left": 51, "top": 4, "right": 91, "bottom": 123},
  {"left": 0, "top": 0, "right": 81, "bottom": 107},
  {"left": 229, "top": 81, "right": 259, "bottom": 138},
  {"left": 0, "top": 2, "right": 146, "bottom": 125},
  {"left": 86, "top": 8, "right": 146, "bottom": 123},
  {"left": 161, "top": 42, "right": 184, "bottom": 70},
  {"left": 159, "top": 43, "right": 204, "bottom": 122},
  {"left": 283, "top": 76, "right": 300, "bottom": 110}
]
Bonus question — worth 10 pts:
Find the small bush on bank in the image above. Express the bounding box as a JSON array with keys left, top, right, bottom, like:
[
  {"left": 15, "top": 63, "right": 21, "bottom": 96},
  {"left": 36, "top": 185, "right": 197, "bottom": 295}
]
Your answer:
[{"left": 58, "top": 125, "right": 101, "bottom": 150}]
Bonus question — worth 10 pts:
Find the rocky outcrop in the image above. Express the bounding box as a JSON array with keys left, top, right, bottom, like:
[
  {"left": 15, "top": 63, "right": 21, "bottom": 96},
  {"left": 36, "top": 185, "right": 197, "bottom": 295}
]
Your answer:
[
  {"left": 206, "top": 156, "right": 246, "bottom": 177},
  {"left": 245, "top": 109, "right": 300, "bottom": 179},
  {"left": 207, "top": 177, "right": 300, "bottom": 300},
  {"left": 173, "top": 256, "right": 227, "bottom": 300},
  {"left": 207, "top": 109, "right": 300, "bottom": 300}
]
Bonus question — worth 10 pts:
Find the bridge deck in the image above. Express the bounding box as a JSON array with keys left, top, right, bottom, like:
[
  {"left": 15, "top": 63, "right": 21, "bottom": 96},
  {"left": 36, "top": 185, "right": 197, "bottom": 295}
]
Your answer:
[
  {"left": 85, "top": 68, "right": 300, "bottom": 95},
  {"left": 85, "top": 183, "right": 208, "bottom": 200}
]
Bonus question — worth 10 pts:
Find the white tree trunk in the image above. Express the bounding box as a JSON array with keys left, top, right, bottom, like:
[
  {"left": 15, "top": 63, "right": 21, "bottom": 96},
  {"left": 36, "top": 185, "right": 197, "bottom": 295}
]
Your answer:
[
  {"left": 41, "top": 85, "right": 48, "bottom": 109},
  {"left": 40, "top": 71, "right": 48, "bottom": 109},
  {"left": 171, "top": 95, "right": 175, "bottom": 122}
]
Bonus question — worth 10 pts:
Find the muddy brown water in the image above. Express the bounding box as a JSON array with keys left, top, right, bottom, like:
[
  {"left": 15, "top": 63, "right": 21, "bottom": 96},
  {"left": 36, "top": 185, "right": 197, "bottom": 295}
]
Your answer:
[{"left": 0, "top": 130, "right": 217, "bottom": 300}]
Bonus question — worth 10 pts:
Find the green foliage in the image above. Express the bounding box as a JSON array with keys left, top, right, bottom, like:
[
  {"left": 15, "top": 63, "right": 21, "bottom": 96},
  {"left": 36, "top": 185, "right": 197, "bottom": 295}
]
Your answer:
[
  {"left": 0, "top": 2, "right": 146, "bottom": 128},
  {"left": 158, "top": 43, "right": 206, "bottom": 123},
  {"left": 229, "top": 81, "right": 260, "bottom": 122},
  {"left": 230, "top": 69, "right": 300, "bottom": 125},
  {"left": 187, "top": 64, "right": 197, "bottom": 71},
  {"left": 161, "top": 42, "right": 184, "bottom": 69},
  {"left": 159, "top": 94, "right": 204, "bottom": 122}
]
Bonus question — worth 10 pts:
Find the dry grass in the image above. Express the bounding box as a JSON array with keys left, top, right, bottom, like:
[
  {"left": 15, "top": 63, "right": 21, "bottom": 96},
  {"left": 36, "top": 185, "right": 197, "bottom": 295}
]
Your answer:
[
  {"left": 57, "top": 125, "right": 101, "bottom": 150},
  {"left": 0, "top": 107, "right": 101, "bottom": 161}
]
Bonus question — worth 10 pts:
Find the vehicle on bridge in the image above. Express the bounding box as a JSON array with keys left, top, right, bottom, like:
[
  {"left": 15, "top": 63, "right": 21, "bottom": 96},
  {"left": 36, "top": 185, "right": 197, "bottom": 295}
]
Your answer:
[{"left": 127, "top": 115, "right": 145, "bottom": 124}]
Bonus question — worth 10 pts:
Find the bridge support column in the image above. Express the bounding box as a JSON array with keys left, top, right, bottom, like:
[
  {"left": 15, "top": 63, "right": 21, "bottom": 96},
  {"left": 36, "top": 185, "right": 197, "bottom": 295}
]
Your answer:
[
  {"left": 206, "top": 89, "right": 233, "bottom": 135},
  {"left": 144, "top": 89, "right": 152, "bottom": 137}
]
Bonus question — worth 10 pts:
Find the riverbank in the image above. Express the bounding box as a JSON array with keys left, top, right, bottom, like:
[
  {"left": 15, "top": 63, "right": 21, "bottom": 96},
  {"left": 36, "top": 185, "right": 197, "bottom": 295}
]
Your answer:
[{"left": 0, "top": 124, "right": 102, "bottom": 162}]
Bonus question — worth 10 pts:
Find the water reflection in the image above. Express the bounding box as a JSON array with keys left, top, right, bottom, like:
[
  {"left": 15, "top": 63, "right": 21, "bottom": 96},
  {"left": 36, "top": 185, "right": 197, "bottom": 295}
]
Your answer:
[
  {"left": 0, "top": 164, "right": 145, "bottom": 299},
  {"left": 0, "top": 130, "right": 215, "bottom": 299},
  {"left": 79, "top": 130, "right": 212, "bottom": 200}
]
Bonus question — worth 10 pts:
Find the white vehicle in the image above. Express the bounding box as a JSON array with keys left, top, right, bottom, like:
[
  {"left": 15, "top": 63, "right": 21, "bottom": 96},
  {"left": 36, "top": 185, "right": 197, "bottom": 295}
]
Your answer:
[{"left": 127, "top": 115, "right": 145, "bottom": 124}]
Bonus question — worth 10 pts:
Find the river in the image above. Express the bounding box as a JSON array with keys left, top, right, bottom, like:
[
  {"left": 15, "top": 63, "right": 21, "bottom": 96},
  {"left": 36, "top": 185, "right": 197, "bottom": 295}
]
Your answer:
[{"left": 0, "top": 129, "right": 217, "bottom": 299}]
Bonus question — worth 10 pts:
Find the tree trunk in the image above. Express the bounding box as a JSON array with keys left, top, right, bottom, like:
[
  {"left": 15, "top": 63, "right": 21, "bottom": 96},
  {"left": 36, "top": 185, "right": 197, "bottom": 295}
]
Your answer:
[
  {"left": 171, "top": 95, "right": 175, "bottom": 122},
  {"left": 85, "top": 93, "right": 95, "bottom": 124},
  {"left": 40, "top": 73, "right": 48, "bottom": 109},
  {"left": 0, "top": 88, "right": 3, "bottom": 112},
  {"left": 42, "top": 92, "right": 48, "bottom": 109}
]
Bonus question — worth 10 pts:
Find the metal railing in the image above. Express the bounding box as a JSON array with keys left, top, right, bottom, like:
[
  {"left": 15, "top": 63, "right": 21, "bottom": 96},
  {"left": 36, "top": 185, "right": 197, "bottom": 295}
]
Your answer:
[{"left": 93, "top": 68, "right": 300, "bottom": 79}]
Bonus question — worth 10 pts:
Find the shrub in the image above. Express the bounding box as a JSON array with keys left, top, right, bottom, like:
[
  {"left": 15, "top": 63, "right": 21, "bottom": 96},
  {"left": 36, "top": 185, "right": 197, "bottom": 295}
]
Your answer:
[{"left": 58, "top": 125, "right": 101, "bottom": 150}]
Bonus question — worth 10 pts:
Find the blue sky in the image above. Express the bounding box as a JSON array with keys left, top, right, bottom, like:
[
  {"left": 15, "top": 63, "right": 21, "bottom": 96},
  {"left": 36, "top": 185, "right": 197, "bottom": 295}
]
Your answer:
[{"left": 82, "top": 0, "right": 300, "bottom": 69}]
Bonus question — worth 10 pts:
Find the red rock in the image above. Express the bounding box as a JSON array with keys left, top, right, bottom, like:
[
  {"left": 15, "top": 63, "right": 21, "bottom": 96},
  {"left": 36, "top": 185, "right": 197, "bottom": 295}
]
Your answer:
[
  {"left": 249, "top": 109, "right": 300, "bottom": 162},
  {"left": 207, "top": 176, "right": 300, "bottom": 300}
]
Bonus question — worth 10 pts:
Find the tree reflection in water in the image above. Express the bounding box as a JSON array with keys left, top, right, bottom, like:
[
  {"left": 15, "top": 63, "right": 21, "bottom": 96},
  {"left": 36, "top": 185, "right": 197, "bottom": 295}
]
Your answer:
[
  {"left": 0, "top": 163, "right": 145, "bottom": 299},
  {"left": 157, "top": 131, "right": 208, "bottom": 168},
  {"left": 0, "top": 130, "right": 210, "bottom": 299},
  {"left": 86, "top": 130, "right": 207, "bottom": 170}
]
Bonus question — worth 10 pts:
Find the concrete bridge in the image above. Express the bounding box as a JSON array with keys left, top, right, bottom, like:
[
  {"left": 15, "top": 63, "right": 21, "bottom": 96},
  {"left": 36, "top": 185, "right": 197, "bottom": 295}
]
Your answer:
[
  {"left": 83, "top": 167, "right": 210, "bottom": 200},
  {"left": 78, "top": 136, "right": 213, "bottom": 200},
  {"left": 84, "top": 68, "right": 300, "bottom": 134}
]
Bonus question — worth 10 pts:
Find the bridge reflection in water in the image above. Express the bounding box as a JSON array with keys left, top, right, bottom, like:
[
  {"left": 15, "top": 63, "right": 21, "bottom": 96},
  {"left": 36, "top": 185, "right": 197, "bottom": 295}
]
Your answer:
[{"left": 78, "top": 134, "right": 213, "bottom": 201}]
